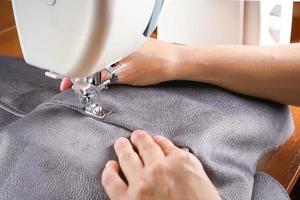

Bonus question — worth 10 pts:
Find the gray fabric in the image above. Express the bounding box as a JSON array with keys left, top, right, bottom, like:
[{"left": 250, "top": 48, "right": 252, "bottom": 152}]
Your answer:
[
  {"left": 0, "top": 56, "right": 59, "bottom": 90},
  {"left": 252, "top": 172, "right": 291, "bottom": 200},
  {"left": 0, "top": 77, "right": 58, "bottom": 114},
  {"left": 0, "top": 56, "right": 59, "bottom": 128},
  {"left": 0, "top": 56, "right": 294, "bottom": 200},
  {"left": 0, "top": 108, "right": 19, "bottom": 127}
]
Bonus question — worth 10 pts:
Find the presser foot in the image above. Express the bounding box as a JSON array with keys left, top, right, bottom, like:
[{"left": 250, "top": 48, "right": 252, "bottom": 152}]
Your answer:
[
  {"left": 83, "top": 103, "right": 107, "bottom": 118},
  {"left": 71, "top": 62, "right": 126, "bottom": 118},
  {"left": 71, "top": 74, "right": 108, "bottom": 118},
  {"left": 45, "top": 63, "right": 126, "bottom": 118}
]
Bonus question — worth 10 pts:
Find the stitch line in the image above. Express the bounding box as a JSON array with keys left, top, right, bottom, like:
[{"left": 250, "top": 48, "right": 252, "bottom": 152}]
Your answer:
[
  {"left": 0, "top": 101, "right": 26, "bottom": 117},
  {"left": 42, "top": 102, "right": 133, "bottom": 133}
]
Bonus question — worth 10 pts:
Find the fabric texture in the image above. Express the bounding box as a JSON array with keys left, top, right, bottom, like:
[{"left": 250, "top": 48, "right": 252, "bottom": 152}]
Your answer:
[
  {"left": 0, "top": 56, "right": 294, "bottom": 200},
  {"left": 251, "top": 172, "right": 291, "bottom": 200},
  {"left": 0, "top": 56, "right": 59, "bottom": 128}
]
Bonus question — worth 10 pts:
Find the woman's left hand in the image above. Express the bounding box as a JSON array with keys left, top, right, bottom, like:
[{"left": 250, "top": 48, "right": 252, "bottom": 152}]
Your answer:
[{"left": 102, "top": 130, "right": 221, "bottom": 200}]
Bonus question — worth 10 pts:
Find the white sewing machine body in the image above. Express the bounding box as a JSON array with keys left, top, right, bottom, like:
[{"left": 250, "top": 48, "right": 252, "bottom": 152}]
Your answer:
[
  {"left": 158, "top": 0, "right": 294, "bottom": 45},
  {"left": 12, "top": 0, "right": 165, "bottom": 78},
  {"left": 12, "top": 0, "right": 166, "bottom": 117}
]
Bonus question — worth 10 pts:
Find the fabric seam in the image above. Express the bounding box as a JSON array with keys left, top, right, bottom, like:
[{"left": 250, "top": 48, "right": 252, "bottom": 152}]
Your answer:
[
  {"left": 0, "top": 101, "right": 26, "bottom": 117},
  {"left": 42, "top": 102, "right": 133, "bottom": 133}
]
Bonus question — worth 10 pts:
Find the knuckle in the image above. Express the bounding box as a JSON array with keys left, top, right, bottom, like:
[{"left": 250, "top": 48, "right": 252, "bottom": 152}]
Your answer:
[
  {"left": 140, "top": 141, "right": 154, "bottom": 152},
  {"left": 102, "top": 172, "right": 114, "bottom": 187},
  {"left": 176, "top": 152, "right": 193, "bottom": 163},
  {"left": 149, "top": 161, "right": 168, "bottom": 175},
  {"left": 120, "top": 152, "right": 133, "bottom": 162},
  {"left": 174, "top": 152, "right": 203, "bottom": 167},
  {"left": 135, "top": 183, "right": 152, "bottom": 197}
]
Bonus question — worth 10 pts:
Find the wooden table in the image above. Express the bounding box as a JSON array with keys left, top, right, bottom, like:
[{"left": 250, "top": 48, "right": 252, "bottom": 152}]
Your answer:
[
  {"left": 257, "top": 107, "right": 300, "bottom": 193},
  {"left": 0, "top": 0, "right": 23, "bottom": 57}
]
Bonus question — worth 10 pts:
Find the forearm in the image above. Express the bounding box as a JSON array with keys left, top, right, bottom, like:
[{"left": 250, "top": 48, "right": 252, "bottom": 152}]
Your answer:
[{"left": 171, "top": 44, "right": 300, "bottom": 106}]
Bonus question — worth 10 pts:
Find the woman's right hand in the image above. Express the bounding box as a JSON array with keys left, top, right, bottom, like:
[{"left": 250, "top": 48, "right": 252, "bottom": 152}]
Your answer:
[
  {"left": 60, "top": 38, "right": 184, "bottom": 91},
  {"left": 101, "top": 38, "right": 184, "bottom": 86}
]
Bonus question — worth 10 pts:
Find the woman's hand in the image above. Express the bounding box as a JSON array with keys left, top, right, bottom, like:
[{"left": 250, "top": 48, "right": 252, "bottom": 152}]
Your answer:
[
  {"left": 102, "top": 130, "right": 221, "bottom": 200},
  {"left": 102, "top": 38, "right": 184, "bottom": 86},
  {"left": 60, "top": 38, "right": 184, "bottom": 91}
]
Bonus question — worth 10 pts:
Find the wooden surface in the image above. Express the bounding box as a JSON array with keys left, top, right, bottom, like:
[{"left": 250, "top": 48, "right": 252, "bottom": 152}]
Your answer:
[
  {"left": 257, "top": 107, "right": 300, "bottom": 193},
  {"left": 292, "top": 3, "right": 300, "bottom": 42},
  {"left": 0, "top": 0, "right": 300, "bottom": 194},
  {"left": 0, "top": 0, "right": 15, "bottom": 31},
  {"left": 293, "top": 2, "right": 300, "bottom": 18},
  {"left": 0, "top": 26, "right": 23, "bottom": 57},
  {"left": 0, "top": 0, "right": 22, "bottom": 57}
]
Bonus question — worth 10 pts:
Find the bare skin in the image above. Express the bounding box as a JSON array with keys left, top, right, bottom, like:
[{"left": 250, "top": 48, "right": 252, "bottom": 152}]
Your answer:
[
  {"left": 61, "top": 38, "right": 300, "bottom": 106},
  {"left": 60, "top": 39, "right": 182, "bottom": 91},
  {"left": 102, "top": 130, "right": 221, "bottom": 200}
]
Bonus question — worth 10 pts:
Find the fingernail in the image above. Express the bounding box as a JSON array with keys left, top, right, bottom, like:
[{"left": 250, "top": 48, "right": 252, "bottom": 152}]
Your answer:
[
  {"left": 105, "top": 160, "right": 115, "bottom": 168},
  {"left": 114, "top": 137, "right": 128, "bottom": 148},
  {"left": 131, "top": 130, "right": 147, "bottom": 141},
  {"left": 153, "top": 135, "right": 165, "bottom": 142}
]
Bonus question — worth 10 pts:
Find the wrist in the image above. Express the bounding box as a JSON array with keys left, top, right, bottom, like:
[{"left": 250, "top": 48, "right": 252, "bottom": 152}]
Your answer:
[
  {"left": 167, "top": 45, "right": 211, "bottom": 83},
  {"left": 163, "top": 44, "right": 189, "bottom": 81}
]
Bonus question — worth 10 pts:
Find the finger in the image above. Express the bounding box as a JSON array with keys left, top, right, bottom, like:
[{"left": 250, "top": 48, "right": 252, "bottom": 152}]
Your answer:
[
  {"left": 60, "top": 78, "right": 72, "bottom": 91},
  {"left": 131, "top": 130, "right": 165, "bottom": 166},
  {"left": 102, "top": 160, "right": 128, "bottom": 199},
  {"left": 153, "top": 135, "right": 180, "bottom": 156},
  {"left": 114, "top": 137, "right": 143, "bottom": 182},
  {"left": 101, "top": 70, "right": 112, "bottom": 81},
  {"left": 112, "top": 63, "right": 129, "bottom": 84}
]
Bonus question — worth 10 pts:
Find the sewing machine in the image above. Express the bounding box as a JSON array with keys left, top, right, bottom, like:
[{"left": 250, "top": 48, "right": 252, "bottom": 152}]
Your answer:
[
  {"left": 158, "top": 0, "right": 294, "bottom": 45},
  {"left": 11, "top": 0, "right": 166, "bottom": 118}
]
